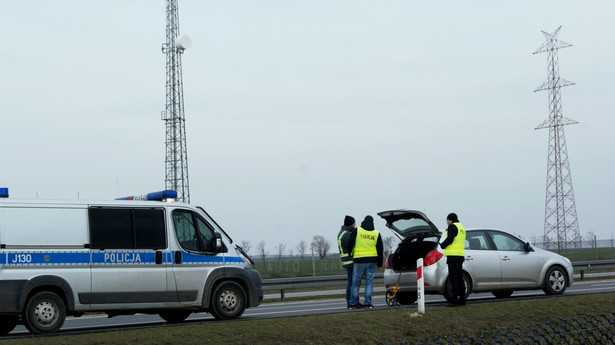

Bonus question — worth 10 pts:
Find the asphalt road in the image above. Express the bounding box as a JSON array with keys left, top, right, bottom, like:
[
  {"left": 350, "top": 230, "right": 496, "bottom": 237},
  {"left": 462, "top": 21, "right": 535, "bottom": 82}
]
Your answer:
[{"left": 6, "top": 279, "right": 615, "bottom": 337}]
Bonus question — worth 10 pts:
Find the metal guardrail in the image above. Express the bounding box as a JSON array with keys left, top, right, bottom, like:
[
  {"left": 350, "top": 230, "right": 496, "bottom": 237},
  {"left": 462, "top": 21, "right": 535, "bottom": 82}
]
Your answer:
[
  {"left": 573, "top": 259, "right": 615, "bottom": 281},
  {"left": 262, "top": 259, "right": 615, "bottom": 301}
]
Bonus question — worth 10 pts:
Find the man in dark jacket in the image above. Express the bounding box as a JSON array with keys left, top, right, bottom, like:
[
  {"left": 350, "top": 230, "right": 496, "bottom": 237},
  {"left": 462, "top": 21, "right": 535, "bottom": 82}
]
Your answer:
[
  {"left": 440, "top": 212, "right": 467, "bottom": 307},
  {"left": 347, "top": 215, "right": 383, "bottom": 309},
  {"left": 337, "top": 215, "right": 356, "bottom": 309}
]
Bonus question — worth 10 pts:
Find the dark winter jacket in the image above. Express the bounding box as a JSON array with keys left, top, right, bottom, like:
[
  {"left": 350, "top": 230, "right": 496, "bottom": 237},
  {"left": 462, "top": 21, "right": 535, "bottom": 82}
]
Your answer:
[{"left": 337, "top": 225, "right": 355, "bottom": 267}]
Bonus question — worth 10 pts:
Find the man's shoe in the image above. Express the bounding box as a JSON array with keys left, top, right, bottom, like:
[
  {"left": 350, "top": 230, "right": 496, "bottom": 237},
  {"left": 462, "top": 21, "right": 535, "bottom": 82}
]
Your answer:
[
  {"left": 348, "top": 304, "right": 361, "bottom": 310},
  {"left": 364, "top": 304, "right": 375, "bottom": 309}
]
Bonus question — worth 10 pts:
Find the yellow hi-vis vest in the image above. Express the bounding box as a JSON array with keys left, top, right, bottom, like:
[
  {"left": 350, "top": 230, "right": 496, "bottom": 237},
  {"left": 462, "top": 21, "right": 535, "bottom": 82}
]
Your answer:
[
  {"left": 353, "top": 227, "right": 379, "bottom": 259},
  {"left": 338, "top": 229, "right": 353, "bottom": 267},
  {"left": 444, "top": 222, "right": 466, "bottom": 257}
]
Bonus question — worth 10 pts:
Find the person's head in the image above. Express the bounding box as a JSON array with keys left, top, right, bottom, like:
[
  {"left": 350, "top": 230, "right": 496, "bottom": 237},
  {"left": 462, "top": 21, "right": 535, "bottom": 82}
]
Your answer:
[
  {"left": 344, "top": 215, "right": 356, "bottom": 228},
  {"left": 361, "top": 215, "right": 375, "bottom": 230},
  {"left": 446, "top": 213, "right": 459, "bottom": 225}
]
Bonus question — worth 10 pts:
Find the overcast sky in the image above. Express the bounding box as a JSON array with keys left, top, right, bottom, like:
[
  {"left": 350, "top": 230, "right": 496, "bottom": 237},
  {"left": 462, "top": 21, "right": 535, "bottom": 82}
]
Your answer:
[{"left": 2, "top": 1, "right": 614, "bottom": 253}]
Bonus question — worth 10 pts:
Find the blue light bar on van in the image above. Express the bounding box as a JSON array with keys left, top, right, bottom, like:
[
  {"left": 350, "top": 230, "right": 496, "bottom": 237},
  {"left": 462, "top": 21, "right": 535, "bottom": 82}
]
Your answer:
[
  {"left": 116, "top": 190, "right": 177, "bottom": 201},
  {"left": 0, "top": 188, "right": 8, "bottom": 198}
]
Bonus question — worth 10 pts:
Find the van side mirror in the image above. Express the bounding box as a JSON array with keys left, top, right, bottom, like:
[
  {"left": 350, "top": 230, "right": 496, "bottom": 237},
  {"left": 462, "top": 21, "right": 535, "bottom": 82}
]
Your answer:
[{"left": 215, "top": 232, "right": 228, "bottom": 253}]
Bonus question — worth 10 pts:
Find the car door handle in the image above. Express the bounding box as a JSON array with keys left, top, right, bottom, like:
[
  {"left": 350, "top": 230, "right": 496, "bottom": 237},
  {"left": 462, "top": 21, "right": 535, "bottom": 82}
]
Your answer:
[
  {"left": 502, "top": 256, "right": 510, "bottom": 261},
  {"left": 465, "top": 256, "right": 473, "bottom": 261}
]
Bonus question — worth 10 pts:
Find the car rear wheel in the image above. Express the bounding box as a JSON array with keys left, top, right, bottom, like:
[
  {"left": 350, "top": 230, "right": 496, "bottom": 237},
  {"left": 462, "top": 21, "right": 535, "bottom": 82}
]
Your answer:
[
  {"left": 492, "top": 290, "right": 514, "bottom": 299},
  {"left": 22, "top": 291, "right": 66, "bottom": 334},
  {"left": 543, "top": 266, "right": 567, "bottom": 295},
  {"left": 444, "top": 274, "right": 471, "bottom": 303},
  {"left": 395, "top": 292, "right": 418, "bottom": 305},
  {"left": 0, "top": 315, "right": 19, "bottom": 335},
  {"left": 210, "top": 281, "right": 246, "bottom": 320}
]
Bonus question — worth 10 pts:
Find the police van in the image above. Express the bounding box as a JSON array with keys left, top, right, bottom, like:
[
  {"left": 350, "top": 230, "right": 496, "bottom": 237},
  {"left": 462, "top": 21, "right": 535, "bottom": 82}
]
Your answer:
[{"left": 0, "top": 188, "right": 262, "bottom": 335}]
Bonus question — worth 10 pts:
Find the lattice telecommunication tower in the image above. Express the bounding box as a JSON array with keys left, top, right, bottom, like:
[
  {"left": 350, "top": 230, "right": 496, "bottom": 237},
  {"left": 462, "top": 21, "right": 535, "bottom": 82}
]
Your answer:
[
  {"left": 161, "top": 0, "right": 191, "bottom": 202},
  {"left": 533, "top": 26, "right": 581, "bottom": 251}
]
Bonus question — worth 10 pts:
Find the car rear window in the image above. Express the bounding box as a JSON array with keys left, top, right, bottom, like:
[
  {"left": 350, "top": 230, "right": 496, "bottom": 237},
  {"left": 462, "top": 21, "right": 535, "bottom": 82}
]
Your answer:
[{"left": 391, "top": 218, "right": 436, "bottom": 237}]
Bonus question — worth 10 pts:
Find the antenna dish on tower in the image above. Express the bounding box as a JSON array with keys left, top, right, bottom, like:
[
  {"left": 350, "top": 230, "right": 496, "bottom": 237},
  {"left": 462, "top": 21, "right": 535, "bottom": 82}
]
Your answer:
[{"left": 176, "top": 35, "right": 192, "bottom": 50}]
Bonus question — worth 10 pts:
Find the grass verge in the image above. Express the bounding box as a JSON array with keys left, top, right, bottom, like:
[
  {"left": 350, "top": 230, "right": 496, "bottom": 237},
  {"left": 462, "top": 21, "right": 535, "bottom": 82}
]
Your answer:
[{"left": 7, "top": 293, "right": 615, "bottom": 345}]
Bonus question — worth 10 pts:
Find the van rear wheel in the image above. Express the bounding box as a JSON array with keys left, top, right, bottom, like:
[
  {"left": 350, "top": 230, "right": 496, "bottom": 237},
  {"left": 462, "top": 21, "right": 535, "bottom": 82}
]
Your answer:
[
  {"left": 210, "top": 281, "right": 246, "bottom": 320},
  {"left": 0, "top": 315, "right": 19, "bottom": 335},
  {"left": 22, "top": 291, "right": 66, "bottom": 334},
  {"left": 159, "top": 310, "right": 192, "bottom": 323}
]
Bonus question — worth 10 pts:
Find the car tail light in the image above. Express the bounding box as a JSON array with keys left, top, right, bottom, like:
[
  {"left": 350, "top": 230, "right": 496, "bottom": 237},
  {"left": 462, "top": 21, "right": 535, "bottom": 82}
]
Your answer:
[
  {"left": 385, "top": 254, "right": 392, "bottom": 269},
  {"left": 424, "top": 250, "right": 443, "bottom": 266}
]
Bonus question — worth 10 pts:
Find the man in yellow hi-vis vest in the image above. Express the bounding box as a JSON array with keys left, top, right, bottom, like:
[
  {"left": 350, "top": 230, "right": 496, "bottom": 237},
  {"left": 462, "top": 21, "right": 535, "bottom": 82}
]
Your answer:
[
  {"left": 347, "top": 215, "right": 383, "bottom": 310},
  {"left": 337, "top": 215, "right": 356, "bottom": 309},
  {"left": 440, "top": 212, "right": 466, "bottom": 307}
]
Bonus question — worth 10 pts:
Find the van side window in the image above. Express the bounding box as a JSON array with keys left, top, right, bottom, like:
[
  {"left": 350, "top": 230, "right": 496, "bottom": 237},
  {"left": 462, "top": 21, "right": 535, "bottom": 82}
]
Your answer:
[
  {"left": 173, "top": 210, "right": 216, "bottom": 253},
  {"left": 134, "top": 209, "right": 167, "bottom": 249},
  {"left": 89, "top": 208, "right": 166, "bottom": 249}
]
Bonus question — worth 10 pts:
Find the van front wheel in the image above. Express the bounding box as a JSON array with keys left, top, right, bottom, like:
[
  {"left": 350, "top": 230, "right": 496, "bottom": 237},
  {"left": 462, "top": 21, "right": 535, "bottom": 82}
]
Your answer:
[
  {"left": 23, "top": 291, "right": 66, "bottom": 334},
  {"left": 210, "top": 281, "right": 246, "bottom": 320}
]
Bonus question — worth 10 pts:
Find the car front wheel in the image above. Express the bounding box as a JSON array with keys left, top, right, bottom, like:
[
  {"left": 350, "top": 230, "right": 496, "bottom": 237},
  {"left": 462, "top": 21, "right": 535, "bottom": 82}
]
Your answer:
[{"left": 543, "top": 266, "right": 567, "bottom": 295}]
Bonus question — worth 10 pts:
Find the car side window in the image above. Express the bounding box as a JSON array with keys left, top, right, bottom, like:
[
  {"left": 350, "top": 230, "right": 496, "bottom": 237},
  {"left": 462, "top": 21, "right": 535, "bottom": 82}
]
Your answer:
[
  {"left": 465, "top": 232, "right": 489, "bottom": 250},
  {"left": 490, "top": 232, "right": 525, "bottom": 251}
]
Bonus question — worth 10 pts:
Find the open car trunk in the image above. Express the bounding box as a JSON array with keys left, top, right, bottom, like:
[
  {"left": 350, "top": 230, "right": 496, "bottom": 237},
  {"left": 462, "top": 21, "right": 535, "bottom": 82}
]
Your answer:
[
  {"left": 378, "top": 210, "right": 442, "bottom": 271},
  {"left": 389, "top": 237, "right": 439, "bottom": 271}
]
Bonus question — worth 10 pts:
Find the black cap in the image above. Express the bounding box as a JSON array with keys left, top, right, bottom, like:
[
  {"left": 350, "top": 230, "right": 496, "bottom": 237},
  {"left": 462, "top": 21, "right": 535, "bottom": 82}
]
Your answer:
[
  {"left": 344, "top": 215, "right": 355, "bottom": 227},
  {"left": 447, "top": 213, "right": 459, "bottom": 222},
  {"left": 361, "top": 215, "right": 375, "bottom": 230}
]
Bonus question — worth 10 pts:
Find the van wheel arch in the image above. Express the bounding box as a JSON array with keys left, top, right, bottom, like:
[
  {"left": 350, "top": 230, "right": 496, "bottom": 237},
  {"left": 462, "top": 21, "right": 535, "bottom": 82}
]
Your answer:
[{"left": 19, "top": 276, "right": 75, "bottom": 313}]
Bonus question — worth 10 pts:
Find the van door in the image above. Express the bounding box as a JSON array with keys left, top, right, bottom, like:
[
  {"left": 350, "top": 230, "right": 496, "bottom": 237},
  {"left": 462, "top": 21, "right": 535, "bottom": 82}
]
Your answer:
[
  {"left": 87, "top": 207, "right": 170, "bottom": 307},
  {"left": 168, "top": 208, "right": 223, "bottom": 305}
]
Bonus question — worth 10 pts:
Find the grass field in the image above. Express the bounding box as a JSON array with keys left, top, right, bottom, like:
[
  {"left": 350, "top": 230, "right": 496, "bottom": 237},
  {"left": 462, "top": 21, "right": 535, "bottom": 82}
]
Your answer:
[{"left": 7, "top": 293, "right": 615, "bottom": 345}]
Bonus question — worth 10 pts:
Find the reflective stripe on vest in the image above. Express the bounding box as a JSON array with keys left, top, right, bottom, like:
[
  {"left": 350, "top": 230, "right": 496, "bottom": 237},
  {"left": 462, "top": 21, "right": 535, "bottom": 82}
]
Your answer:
[
  {"left": 353, "top": 227, "right": 379, "bottom": 259},
  {"left": 338, "top": 229, "right": 353, "bottom": 266},
  {"left": 444, "top": 222, "right": 466, "bottom": 257}
]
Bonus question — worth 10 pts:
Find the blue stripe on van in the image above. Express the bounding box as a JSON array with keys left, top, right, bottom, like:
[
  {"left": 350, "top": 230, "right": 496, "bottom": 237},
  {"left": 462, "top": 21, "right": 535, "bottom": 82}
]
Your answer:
[
  {"left": 4, "top": 251, "right": 90, "bottom": 266},
  {"left": 0, "top": 250, "right": 244, "bottom": 266}
]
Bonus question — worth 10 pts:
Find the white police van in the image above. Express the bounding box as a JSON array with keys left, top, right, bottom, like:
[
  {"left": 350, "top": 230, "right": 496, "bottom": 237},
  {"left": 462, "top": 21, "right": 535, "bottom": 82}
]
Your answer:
[{"left": 0, "top": 188, "right": 262, "bottom": 335}]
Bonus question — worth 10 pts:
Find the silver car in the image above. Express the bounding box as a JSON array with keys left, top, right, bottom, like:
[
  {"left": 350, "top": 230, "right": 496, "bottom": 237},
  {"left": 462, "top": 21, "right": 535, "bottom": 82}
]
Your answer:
[{"left": 379, "top": 210, "right": 574, "bottom": 305}]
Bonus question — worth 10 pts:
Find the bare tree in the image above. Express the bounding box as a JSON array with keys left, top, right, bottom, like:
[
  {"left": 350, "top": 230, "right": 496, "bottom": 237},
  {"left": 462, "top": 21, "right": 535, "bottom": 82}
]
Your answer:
[
  {"left": 584, "top": 231, "right": 596, "bottom": 248},
  {"left": 240, "top": 240, "right": 251, "bottom": 254},
  {"left": 256, "top": 241, "right": 267, "bottom": 256},
  {"left": 275, "top": 243, "right": 287, "bottom": 260},
  {"left": 296, "top": 240, "right": 307, "bottom": 259},
  {"left": 311, "top": 235, "right": 331, "bottom": 260}
]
